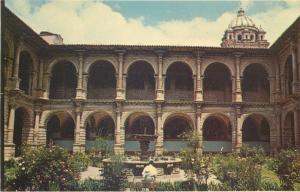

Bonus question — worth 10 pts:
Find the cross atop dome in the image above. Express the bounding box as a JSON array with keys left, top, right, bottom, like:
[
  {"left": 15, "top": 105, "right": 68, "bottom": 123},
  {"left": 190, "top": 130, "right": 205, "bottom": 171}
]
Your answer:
[{"left": 221, "top": 8, "right": 269, "bottom": 48}]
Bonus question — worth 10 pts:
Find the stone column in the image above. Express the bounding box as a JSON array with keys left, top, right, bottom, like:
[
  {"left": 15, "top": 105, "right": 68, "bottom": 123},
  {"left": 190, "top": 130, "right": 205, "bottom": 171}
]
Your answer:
[
  {"left": 114, "top": 103, "right": 124, "bottom": 154},
  {"left": 155, "top": 50, "right": 165, "bottom": 101},
  {"left": 42, "top": 72, "right": 51, "bottom": 99},
  {"left": 36, "top": 58, "right": 45, "bottom": 98},
  {"left": 116, "top": 50, "right": 126, "bottom": 100},
  {"left": 33, "top": 108, "right": 41, "bottom": 145},
  {"left": 275, "top": 57, "right": 281, "bottom": 101},
  {"left": 233, "top": 52, "right": 243, "bottom": 103},
  {"left": 155, "top": 104, "right": 163, "bottom": 156},
  {"left": 235, "top": 106, "right": 242, "bottom": 152},
  {"left": 274, "top": 106, "right": 282, "bottom": 150},
  {"left": 4, "top": 104, "right": 16, "bottom": 160},
  {"left": 269, "top": 76, "right": 276, "bottom": 103},
  {"left": 270, "top": 113, "right": 278, "bottom": 153},
  {"left": 295, "top": 108, "right": 300, "bottom": 149},
  {"left": 83, "top": 73, "right": 88, "bottom": 99},
  {"left": 194, "top": 51, "right": 204, "bottom": 102},
  {"left": 291, "top": 42, "right": 300, "bottom": 94},
  {"left": 73, "top": 110, "right": 83, "bottom": 152},
  {"left": 123, "top": 74, "right": 127, "bottom": 98},
  {"left": 10, "top": 39, "right": 23, "bottom": 90},
  {"left": 195, "top": 105, "right": 203, "bottom": 154},
  {"left": 31, "top": 71, "right": 38, "bottom": 96},
  {"left": 76, "top": 53, "right": 85, "bottom": 99}
]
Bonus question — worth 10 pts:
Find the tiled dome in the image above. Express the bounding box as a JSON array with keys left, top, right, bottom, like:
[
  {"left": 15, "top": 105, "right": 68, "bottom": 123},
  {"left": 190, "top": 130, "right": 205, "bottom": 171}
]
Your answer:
[{"left": 229, "top": 8, "right": 256, "bottom": 29}]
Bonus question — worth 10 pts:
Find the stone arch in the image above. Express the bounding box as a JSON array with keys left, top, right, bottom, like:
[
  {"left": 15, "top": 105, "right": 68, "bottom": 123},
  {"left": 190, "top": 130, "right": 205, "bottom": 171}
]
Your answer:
[
  {"left": 203, "top": 62, "right": 232, "bottom": 102},
  {"left": 46, "top": 111, "right": 75, "bottom": 151},
  {"left": 87, "top": 60, "right": 116, "bottom": 99},
  {"left": 124, "top": 112, "right": 156, "bottom": 152},
  {"left": 47, "top": 58, "right": 78, "bottom": 74},
  {"left": 19, "top": 45, "right": 39, "bottom": 72},
  {"left": 49, "top": 60, "right": 77, "bottom": 99},
  {"left": 165, "top": 62, "right": 194, "bottom": 100},
  {"left": 202, "top": 61, "right": 233, "bottom": 77},
  {"left": 13, "top": 107, "right": 33, "bottom": 156},
  {"left": 163, "top": 59, "right": 195, "bottom": 76},
  {"left": 242, "top": 113, "right": 270, "bottom": 149},
  {"left": 125, "top": 59, "right": 157, "bottom": 75},
  {"left": 85, "top": 58, "right": 118, "bottom": 74},
  {"left": 242, "top": 63, "right": 270, "bottom": 102},
  {"left": 85, "top": 111, "right": 115, "bottom": 151},
  {"left": 203, "top": 113, "right": 232, "bottom": 141},
  {"left": 283, "top": 111, "right": 295, "bottom": 148},
  {"left": 163, "top": 112, "right": 194, "bottom": 152},
  {"left": 126, "top": 61, "right": 156, "bottom": 100},
  {"left": 163, "top": 113, "right": 194, "bottom": 139},
  {"left": 241, "top": 62, "right": 272, "bottom": 78},
  {"left": 202, "top": 113, "right": 232, "bottom": 152}
]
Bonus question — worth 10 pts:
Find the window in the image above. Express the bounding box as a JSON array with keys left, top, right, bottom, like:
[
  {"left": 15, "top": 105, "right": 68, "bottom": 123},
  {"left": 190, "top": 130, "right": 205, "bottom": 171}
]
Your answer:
[{"left": 238, "top": 34, "right": 242, "bottom": 41}]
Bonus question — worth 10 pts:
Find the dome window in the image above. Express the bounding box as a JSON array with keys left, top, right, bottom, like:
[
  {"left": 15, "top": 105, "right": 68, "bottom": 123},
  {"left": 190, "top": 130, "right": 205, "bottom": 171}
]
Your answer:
[
  {"left": 250, "top": 34, "right": 254, "bottom": 41},
  {"left": 237, "top": 34, "right": 242, "bottom": 41}
]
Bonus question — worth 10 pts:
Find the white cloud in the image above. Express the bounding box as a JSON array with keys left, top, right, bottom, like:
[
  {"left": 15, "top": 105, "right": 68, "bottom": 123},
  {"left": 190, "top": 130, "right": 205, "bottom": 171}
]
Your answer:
[{"left": 5, "top": 0, "right": 300, "bottom": 46}]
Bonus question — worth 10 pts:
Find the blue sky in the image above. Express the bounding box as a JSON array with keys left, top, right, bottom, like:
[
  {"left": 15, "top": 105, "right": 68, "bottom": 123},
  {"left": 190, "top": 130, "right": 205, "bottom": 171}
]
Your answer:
[{"left": 5, "top": 0, "right": 300, "bottom": 46}]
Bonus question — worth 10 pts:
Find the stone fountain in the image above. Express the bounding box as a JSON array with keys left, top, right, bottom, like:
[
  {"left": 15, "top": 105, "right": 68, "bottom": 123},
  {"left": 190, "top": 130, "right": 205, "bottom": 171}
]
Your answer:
[{"left": 103, "top": 127, "right": 182, "bottom": 177}]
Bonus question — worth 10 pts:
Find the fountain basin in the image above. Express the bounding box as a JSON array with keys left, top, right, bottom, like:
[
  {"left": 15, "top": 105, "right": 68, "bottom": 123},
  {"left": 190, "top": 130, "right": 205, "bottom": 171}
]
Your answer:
[{"left": 103, "top": 157, "right": 182, "bottom": 176}]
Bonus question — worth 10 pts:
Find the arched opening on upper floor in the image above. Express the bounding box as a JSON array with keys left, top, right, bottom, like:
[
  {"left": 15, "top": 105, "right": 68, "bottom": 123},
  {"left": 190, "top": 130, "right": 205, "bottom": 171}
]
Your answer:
[
  {"left": 283, "top": 111, "right": 295, "bottom": 148},
  {"left": 87, "top": 61, "right": 116, "bottom": 99},
  {"left": 165, "top": 62, "right": 194, "bottom": 100},
  {"left": 242, "top": 64, "right": 270, "bottom": 102},
  {"left": 284, "top": 55, "right": 293, "bottom": 96},
  {"left": 203, "top": 63, "right": 232, "bottom": 102},
  {"left": 126, "top": 61, "right": 155, "bottom": 100},
  {"left": 242, "top": 114, "right": 270, "bottom": 151},
  {"left": 124, "top": 113, "right": 155, "bottom": 153},
  {"left": 85, "top": 112, "right": 115, "bottom": 151},
  {"left": 163, "top": 114, "right": 193, "bottom": 152},
  {"left": 46, "top": 112, "right": 75, "bottom": 151},
  {"left": 19, "top": 51, "right": 33, "bottom": 95},
  {"left": 49, "top": 61, "right": 77, "bottom": 99},
  {"left": 203, "top": 114, "right": 232, "bottom": 152},
  {"left": 13, "top": 107, "right": 32, "bottom": 156}
]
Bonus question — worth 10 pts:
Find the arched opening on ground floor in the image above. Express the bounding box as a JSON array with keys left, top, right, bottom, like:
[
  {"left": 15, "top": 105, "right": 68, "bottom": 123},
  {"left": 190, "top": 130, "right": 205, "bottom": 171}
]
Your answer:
[
  {"left": 85, "top": 112, "right": 115, "bottom": 151},
  {"left": 203, "top": 63, "right": 232, "bottom": 102},
  {"left": 282, "top": 111, "right": 295, "bottom": 148},
  {"left": 126, "top": 61, "right": 155, "bottom": 100},
  {"left": 165, "top": 62, "right": 194, "bottom": 100},
  {"left": 46, "top": 112, "right": 75, "bottom": 151},
  {"left": 203, "top": 114, "right": 232, "bottom": 152},
  {"left": 163, "top": 114, "right": 193, "bottom": 152},
  {"left": 87, "top": 61, "right": 116, "bottom": 99},
  {"left": 242, "top": 114, "right": 270, "bottom": 151},
  {"left": 13, "top": 107, "right": 32, "bottom": 156},
  {"left": 125, "top": 113, "right": 155, "bottom": 153}
]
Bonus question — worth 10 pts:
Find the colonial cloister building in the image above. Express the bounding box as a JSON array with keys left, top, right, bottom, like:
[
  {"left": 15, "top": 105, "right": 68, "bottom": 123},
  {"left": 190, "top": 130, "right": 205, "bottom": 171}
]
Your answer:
[{"left": 3, "top": 6, "right": 300, "bottom": 160}]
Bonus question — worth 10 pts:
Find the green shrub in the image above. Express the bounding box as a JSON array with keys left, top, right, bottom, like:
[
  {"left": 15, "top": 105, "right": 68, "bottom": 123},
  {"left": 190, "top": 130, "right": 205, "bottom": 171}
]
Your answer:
[
  {"left": 260, "top": 166, "right": 281, "bottom": 190},
  {"left": 69, "top": 152, "right": 91, "bottom": 172},
  {"left": 8, "top": 145, "right": 80, "bottom": 191},
  {"left": 3, "top": 158, "right": 18, "bottom": 190},
  {"left": 274, "top": 149, "right": 300, "bottom": 190},
  {"left": 213, "top": 153, "right": 262, "bottom": 190},
  {"left": 239, "top": 144, "right": 266, "bottom": 164},
  {"left": 101, "top": 155, "right": 127, "bottom": 191},
  {"left": 77, "top": 179, "right": 103, "bottom": 191}
]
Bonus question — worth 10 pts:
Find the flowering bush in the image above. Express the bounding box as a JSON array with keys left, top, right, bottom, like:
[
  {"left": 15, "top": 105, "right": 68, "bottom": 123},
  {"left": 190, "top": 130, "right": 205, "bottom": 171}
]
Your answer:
[
  {"left": 69, "top": 152, "right": 91, "bottom": 172},
  {"left": 9, "top": 145, "right": 80, "bottom": 191},
  {"left": 274, "top": 149, "right": 300, "bottom": 190}
]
